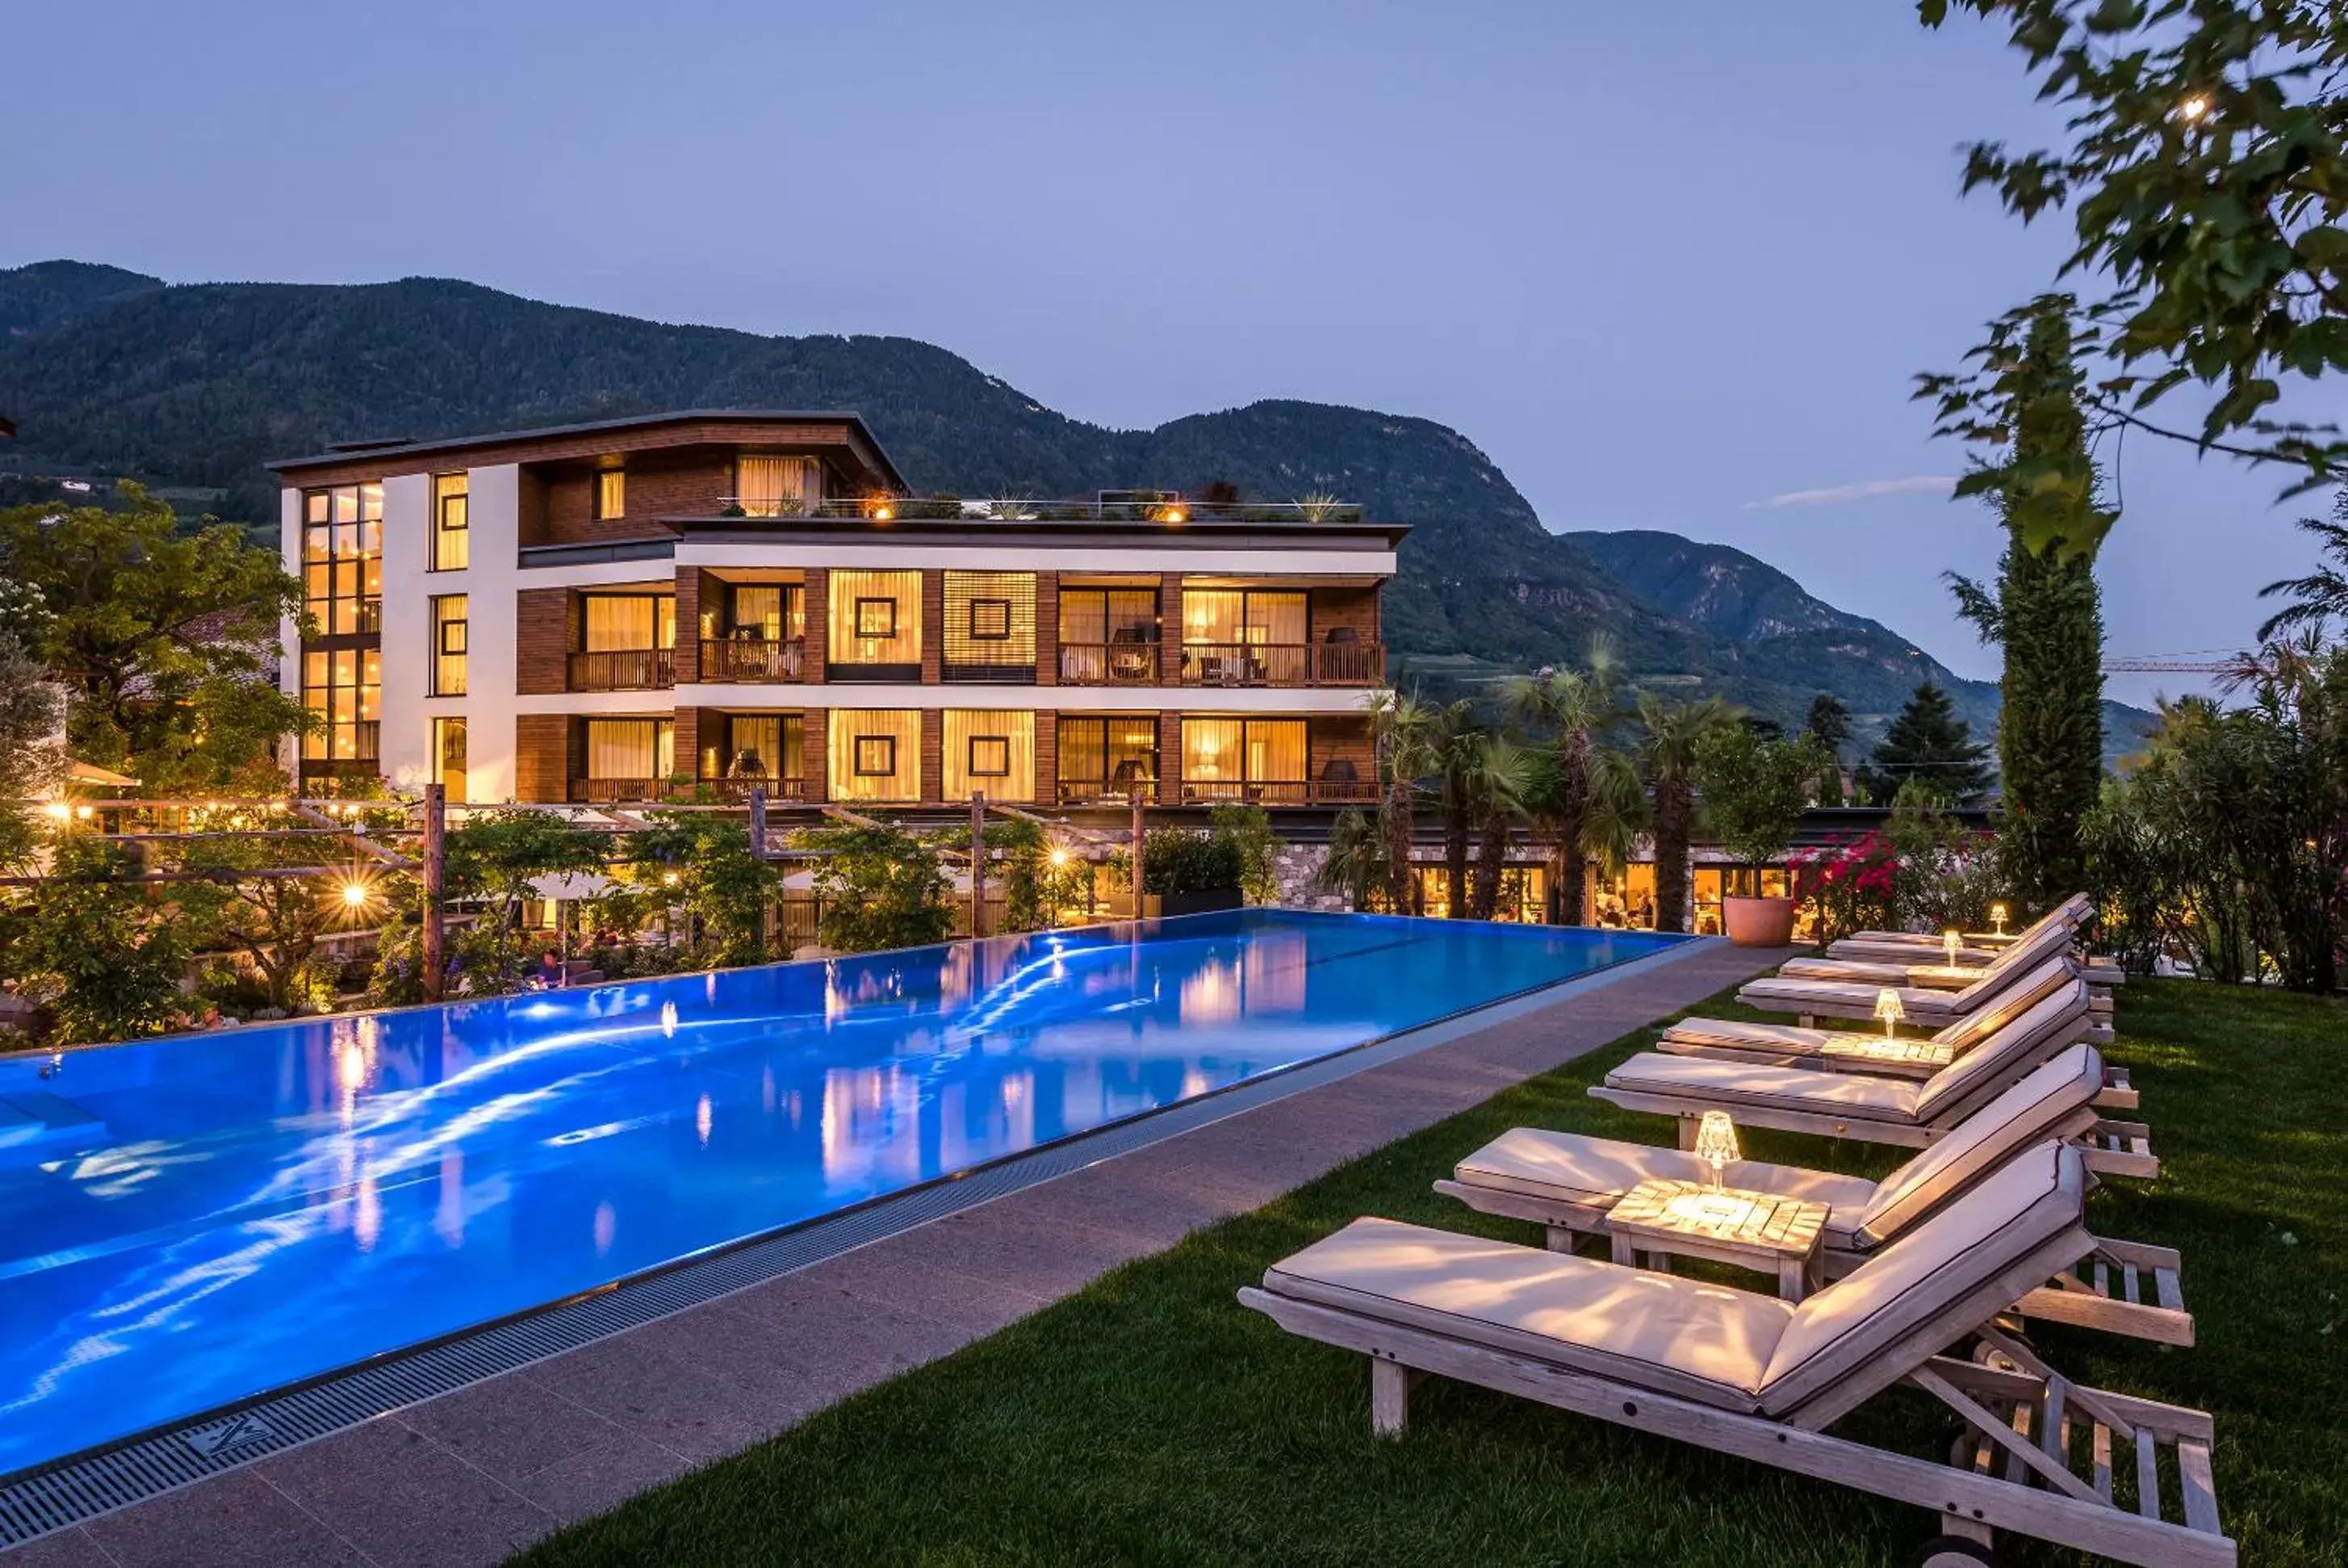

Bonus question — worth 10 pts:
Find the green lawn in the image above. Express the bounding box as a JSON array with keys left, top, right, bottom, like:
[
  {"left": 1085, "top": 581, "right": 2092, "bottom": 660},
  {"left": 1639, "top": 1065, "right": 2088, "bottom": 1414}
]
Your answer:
[{"left": 515, "top": 980, "right": 2348, "bottom": 1566}]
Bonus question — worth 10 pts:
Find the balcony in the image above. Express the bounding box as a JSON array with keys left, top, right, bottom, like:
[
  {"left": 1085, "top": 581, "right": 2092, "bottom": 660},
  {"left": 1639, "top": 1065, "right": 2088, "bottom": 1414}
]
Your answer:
[
  {"left": 1056, "top": 778, "right": 1161, "bottom": 807},
  {"left": 568, "top": 647, "right": 676, "bottom": 692},
  {"left": 698, "top": 775, "right": 809, "bottom": 802},
  {"left": 1177, "top": 776, "right": 1381, "bottom": 806},
  {"left": 1176, "top": 642, "right": 1385, "bottom": 688},
  {"left": 701, "top": 638, "right": 806, "bottom": 683},
  {"left": 1058, "top": 643, "right": 1161, "bottom": 686},
  {"left": 568, "top": 777, "right": 680, "bottom": 805}
]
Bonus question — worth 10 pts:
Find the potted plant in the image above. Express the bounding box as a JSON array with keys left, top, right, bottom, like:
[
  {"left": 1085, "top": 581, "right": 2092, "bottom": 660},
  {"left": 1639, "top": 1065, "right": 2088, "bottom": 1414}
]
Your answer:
[
  {"left": 1693, "top": 725, "right": 1827, "bottom": 947},
  {"left": 1138, "top": 827, "right": 1246, "bottom": 918}
]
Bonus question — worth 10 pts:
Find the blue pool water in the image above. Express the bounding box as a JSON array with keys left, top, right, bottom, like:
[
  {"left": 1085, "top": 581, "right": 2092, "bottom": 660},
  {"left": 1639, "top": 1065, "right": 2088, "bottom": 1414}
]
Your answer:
[{"left": 0, "top": 910, "right": 1684, "bottom": 1474}]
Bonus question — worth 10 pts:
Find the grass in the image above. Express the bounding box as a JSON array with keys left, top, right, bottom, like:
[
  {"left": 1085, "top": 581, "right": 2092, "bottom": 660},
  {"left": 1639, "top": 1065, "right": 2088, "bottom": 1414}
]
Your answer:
[{"left": 514, "top": 980, "right": 2348, "bottom": 1566}]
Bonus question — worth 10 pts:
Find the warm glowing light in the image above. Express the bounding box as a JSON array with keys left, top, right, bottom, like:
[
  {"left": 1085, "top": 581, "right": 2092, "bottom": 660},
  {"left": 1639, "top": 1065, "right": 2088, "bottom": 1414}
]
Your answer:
[
  {"left": 2178, "top": 93, "right": 2210, "bottom": 122},
  {"left": 1048, "top": 846, "right": 1072, "bottom": 868},
  {"left": 73, "top": 805, "right": 92, "bottom": 820},
  {"left": 1943, "top": 927, "right": 1962, "bottom": 967},
  {"left": 1875, "top": 986, "right": 1905, "bottom": 1038},
  {"left": 695, "top": 1093, "right": 714, "bottom": 1148},
  {"left": 1692, "top": 1110, "right": 1740, "bottom": 1194},
  {"left": 873, "top": 504, "right": 894, "bottom": 521},
  {"left": 42, "top": 802, "right": 71, "bottom": 822},
  {"left": 661, "top": 871, "right": 680, "bottom": 889},
  {"left": 1158, "top": 506, "right": 1187, "bottom": 524},
  {"left": 1990, "top": 901, "right": 2009, "bottom": 937},
  {"left": 341, "top": 880, "right": 370, "bottom": 909},
  {"left": 1663, "top": 1190, "right": 1757, "bottom": 1229}
]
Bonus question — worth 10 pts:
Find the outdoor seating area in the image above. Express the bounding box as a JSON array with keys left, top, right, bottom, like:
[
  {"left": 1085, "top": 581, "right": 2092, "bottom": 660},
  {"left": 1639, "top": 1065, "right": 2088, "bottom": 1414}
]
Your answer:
[{"left": 487, "top": 972, "right": 2337, "bottom": 1568}]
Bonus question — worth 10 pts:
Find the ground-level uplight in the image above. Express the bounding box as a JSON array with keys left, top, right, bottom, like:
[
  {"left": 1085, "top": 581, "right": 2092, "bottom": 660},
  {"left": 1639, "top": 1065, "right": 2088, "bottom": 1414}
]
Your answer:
[{"left": 1875, "top": 987, "right": 1904, "bottom": 1038}]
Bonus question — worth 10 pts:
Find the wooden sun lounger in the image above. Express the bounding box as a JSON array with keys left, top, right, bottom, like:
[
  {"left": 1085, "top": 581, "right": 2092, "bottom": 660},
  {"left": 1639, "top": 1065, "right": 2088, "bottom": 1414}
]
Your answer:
[
  {"left": 1242, "top": 1144, "right": 2232, "bottom": 1566},
  {"left": 1594, "top": 982, "right": 2157, "bottom": 1178},
  {"left": 1837, "top": 895, "right": 2092, "bottom": 959},
  {"left": 1741, "top": 937, "right": 2116, "bottom": 1043},
  {"left": 1436, "top": 1046, "right": 2191, "bottom": 1346}
]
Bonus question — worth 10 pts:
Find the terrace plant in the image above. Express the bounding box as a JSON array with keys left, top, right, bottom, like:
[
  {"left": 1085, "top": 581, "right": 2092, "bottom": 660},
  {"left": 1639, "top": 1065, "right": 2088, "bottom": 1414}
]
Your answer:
[
  {"left": 1692, "top": 725, "right": 1829, "bottom": 895},
  {"left": 1140, "top": 828, "right": 1245, "bottom": 898},
  {"left": 1206, "top": 803, "right": 1282, "bottom": 905},
  {"left": 10, "top": 838, "right": 190, "bottom": 1043},
  {"left": 802, "top": 822, "right": 952, "bottom": 954},
  {"left": 1790, "top": 830, "right": 1902, "bottom": 947},
  {"left": 624, "top": 815, "right": 786, "bottom": 967}
]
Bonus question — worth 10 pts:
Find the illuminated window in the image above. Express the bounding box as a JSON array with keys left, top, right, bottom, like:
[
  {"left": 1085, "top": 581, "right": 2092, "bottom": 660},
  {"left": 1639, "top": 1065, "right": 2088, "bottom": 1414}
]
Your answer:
[
  {"left": 703, "top": 713, "right": 803, "bottom": 784},
  {"left": 1181, "top": 717, "right": 1305, "bottom": 802},
  {"left": 595, "top": 470, "right": 626, "bottom": 521},
  {"left": 735, "top": 455, "right": 822, "bottom": 517},
  {"left": 943, "top": 571, "right": 1036, "bottom": 681},
  {"left": 581, "top": 594, "right": 676, "bottom": 650},
  {"left": 1056, "top": 717, "right": 1157, "bottom": 801},
  {"left": 301, "top": 646, "right": 381, "bottom": 763},
  {"left": 725, "top": 583, "right": 804, "bottom": 641},
  {"left": 432, "top": 474, "right": 469, "bottom": 571},
  {"left": 300, "top": 483, "right": 383, "bottom": 637},
  {"left": 969, "top": 600, "right": 1011, "bottom": 640},
  {"left": 827, "top": 709, "right": 922, "bottom": 801},
  {"left": 580, "top": 719, "right": 672, "bottom": 792},
  {"left": 433, "top": 717, "right": 468, "bottom": 802},
  {"left": 429, "top": 594, "right": 468, "bottom": 696},
  {"left": 943, "top": 710, "right": 1033, "bottom": 801},
  {"left": 1182, "top": 588, "right": 1307, "bottom": 646},
  {"left": 828, "top": 571, "right": 920, "bottom": 674}
]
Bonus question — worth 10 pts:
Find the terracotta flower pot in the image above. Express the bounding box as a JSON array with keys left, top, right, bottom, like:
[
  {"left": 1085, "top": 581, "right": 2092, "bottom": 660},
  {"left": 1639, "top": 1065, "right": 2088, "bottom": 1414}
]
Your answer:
[{"left": 1722, "top": 894, "right": 1798, "bottom": 947}]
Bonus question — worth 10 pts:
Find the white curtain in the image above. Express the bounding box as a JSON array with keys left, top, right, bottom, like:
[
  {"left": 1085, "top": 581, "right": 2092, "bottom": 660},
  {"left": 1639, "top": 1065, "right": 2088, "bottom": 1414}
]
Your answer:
[{"left": 739, "top": 457, "right": 819, "bottom": 517}]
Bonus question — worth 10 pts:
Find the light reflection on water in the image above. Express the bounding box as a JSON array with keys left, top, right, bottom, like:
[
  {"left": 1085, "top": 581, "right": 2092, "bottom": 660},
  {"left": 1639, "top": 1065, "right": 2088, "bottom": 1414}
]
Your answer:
[{"left": 0, "top": 911, "right": 1681, "bottom": 1474}]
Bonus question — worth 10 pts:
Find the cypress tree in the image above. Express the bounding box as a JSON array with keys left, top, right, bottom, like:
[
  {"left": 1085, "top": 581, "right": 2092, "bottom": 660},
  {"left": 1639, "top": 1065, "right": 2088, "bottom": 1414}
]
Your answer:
[{"left": 1947, "top": 311, "right": 2109, "bottom": 914}]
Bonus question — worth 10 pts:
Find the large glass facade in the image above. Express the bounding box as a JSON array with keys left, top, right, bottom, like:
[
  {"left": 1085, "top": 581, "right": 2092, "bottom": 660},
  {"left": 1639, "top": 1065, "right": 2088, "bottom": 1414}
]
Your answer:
[
  {"left": 1180, "top": 717, "right": 1306, "bottom": 802},
  {"left": 301, "top": 484, "right": 383, "bottom": 636},
  {"left": 429, "top": 594, "right": 467, "bottom": 696},
  {"left": 300, "top": 646, "right": 381, "bottom": 763},
  {"left": 1055, "top": 716, "right": 1158, "bottom": 802}
]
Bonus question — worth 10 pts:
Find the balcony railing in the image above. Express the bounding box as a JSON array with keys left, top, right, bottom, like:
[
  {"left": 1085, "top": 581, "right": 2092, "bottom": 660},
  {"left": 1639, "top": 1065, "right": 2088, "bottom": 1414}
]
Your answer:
[
  {"left": 698, "top": 775, "right": 809, "bottom": 802},
  {"left": 701, "top": 497, "right": 1365, "bottom": 525},
  {"left": 568, "top": 647, "right": 676, "bottom": 692},
  {"left": 1177, "top": 642, "right": 1384, "bottom": 687},
  {"left": 700, "top": 638, "right": 806, "bottom": 683},
  {"left": 569, "top": 777, "right": 676, "bottom": 804},
  {"left": 1056, "top": 778, "right": 1161, "bottom": 806},
  {"left": 569, "top": 776, "right": 808, "bottom": 805},
  {"left": 1178, "top": 778, "right": 1381, "bottom": 806},
  {"left": 1058, "top": 643, "right": 1161, "bottom": 685}
]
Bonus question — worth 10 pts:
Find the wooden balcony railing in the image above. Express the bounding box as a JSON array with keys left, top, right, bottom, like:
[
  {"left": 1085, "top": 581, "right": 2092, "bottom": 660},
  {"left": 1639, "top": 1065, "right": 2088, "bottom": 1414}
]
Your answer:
[
  {"left": 1055, "top": 779, "right": 1161, "bottom": 806},
  {"left": 700, "top": 638, "right": 806, "bottom": 682},
  {"left": 569, "top": 777, "right": 677, "bottom": 804},
  {"left": 1176, "top": 642, "right": 1384, "bottom": 687},
  {"left": 1178, "top": 778, "right": 1381, "bottom": 806},
  {"left": 567, "top": 647, "right": 676, "bottom": 692},
  {"left": 1058, "top": 643, "right": 1161, "bottom": 685},
  {"left": 698, "top": 775, "right": 809, "bottom": 802}
]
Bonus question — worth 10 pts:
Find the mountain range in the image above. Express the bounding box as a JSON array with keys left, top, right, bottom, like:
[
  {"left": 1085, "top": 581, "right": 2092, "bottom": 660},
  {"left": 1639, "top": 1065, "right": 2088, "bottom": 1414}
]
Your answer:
[{"left": 0, "top": 258, "right": 2151, "bottom": 760}]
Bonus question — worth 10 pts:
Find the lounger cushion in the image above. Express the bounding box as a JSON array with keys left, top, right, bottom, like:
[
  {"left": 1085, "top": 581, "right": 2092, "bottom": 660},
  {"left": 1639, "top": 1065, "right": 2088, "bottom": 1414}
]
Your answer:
[
  {"left": 1910, "top": 979, "right": 2090, "bottom": 1124},
  {"left": 1453, "top": 1128, "right": 1877, "bottom": 1246},
  {"left": 1605, "top": 1052, "right": 1925, "bottom": 1122},
  {"left": 1777, "top": 957, "right": 1940, "bottom": 985},
  {"left": 1853, "top": 1045, "right": 2103, "bottom": 1245},
  {"left": 1262, "top": 1216, "right": 1793, "bottom": 1411},
  {"left": 1756, "top": 1143, "right": 2086, "bottom": 1416},
  {"left": 1661, "top": 1018, "right": 1837, "bottom": 1052},
  {"left": 1739, "top": 976, "right": 1963, "bottom": 1019}
]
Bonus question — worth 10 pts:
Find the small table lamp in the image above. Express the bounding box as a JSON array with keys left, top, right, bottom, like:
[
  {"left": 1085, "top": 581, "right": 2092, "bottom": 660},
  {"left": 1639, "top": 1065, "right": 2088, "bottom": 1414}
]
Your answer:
[
  {"left": 1875, "top": 986, "right": 1905, "bottom": 1039},
  {"left": 1943, "top": 927, "right": 1963, "bottom": 967},
  {"left": 1990, "top": 902, "right": 2010, "bottom": 937},
  {"left": 1693, "top": 1110, "right": 1739, "bottom": 1194}
]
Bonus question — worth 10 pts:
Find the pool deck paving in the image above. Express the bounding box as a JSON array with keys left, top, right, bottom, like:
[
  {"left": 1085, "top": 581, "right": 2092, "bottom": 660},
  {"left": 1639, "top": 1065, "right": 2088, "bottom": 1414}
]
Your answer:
[{"left": 10, "top": 939, "right": 1788, "bottom": 1568}]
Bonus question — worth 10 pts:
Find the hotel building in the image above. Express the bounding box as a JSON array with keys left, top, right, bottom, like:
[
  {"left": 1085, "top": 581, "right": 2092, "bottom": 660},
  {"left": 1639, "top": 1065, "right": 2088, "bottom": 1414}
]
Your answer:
[{"left": 269, "top": 411, "right": 1396, "bottom": 815}]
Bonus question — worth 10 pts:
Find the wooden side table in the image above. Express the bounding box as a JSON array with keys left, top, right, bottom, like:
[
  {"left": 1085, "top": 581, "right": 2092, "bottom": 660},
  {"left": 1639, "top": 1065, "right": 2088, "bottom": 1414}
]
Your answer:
[{"left": 1605, "top": 1178, "right": 1829, "bottom": 1301}]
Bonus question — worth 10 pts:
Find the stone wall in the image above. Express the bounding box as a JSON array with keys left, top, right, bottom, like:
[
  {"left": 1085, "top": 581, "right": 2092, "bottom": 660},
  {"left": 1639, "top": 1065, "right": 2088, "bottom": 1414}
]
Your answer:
[{"left": 1270, "top": 841, "right": 1350, "bottom": 912}]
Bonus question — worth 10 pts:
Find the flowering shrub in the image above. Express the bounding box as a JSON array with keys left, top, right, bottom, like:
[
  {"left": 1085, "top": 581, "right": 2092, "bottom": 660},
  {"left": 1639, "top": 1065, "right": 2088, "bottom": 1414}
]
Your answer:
[{"left": 1790, "top": 831, "right": 1901, "bottom": 946}]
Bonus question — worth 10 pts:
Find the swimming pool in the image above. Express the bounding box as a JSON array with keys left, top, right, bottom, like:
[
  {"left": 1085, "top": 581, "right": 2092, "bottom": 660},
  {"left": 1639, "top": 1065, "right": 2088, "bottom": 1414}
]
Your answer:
[{"left": 0, "top": 909, "right": 1686, "bottom": 1475}]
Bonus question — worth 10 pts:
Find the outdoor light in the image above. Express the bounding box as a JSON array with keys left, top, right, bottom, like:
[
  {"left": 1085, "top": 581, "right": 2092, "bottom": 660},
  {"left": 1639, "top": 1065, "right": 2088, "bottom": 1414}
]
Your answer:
[
  {"left": 74, "top": 805, "right": 92, "bottom": 820},
  {"left": 662, "top": 871, "right": 680, "bottom": 889},
  {"left": 872, "top": 503, "right": 894, "bottom": 521},
  {"left": 2178, "top": 93, "right": 2210, "bottom": 121},
  {"left": 1943, "top": 927, "right": 1962, "bottom": 967},
  {"left": 341, "top": 881, "right": 369, "bottom": 909},
  {"left": 1048, "top": 846, "right": 1072, "bottom": 868},
  {"left": 1875, "top": 987, "right": 1905, "bottom": 1038},
  {"left": 1159, "top": 506, "right": 1187, "bottom": 524},
  {"left": 1693, "top": 1110, "right": 1740, "bottom": 1194},
  {"left": 42, "top": 802, "right": 70, "bottom": 822},
  {"left": 1990, "top": 901, "right": 2009, "bottom": 937}
]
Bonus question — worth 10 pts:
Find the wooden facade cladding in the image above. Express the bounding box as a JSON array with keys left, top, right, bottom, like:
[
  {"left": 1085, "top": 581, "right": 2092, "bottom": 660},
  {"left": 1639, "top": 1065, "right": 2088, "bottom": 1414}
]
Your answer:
[
  {"left": 1161, "top": 580, "right": 1186, "bottom": 688},
  {"left": 513, "top": 715, "right": 569, "bottom": 803},
  {"left": 515, "top": 588, "right": 575, "bottom": 696},
  {"left": 1032, "top": 708, "right": 1057, "bottom": 797},
  {"left": 1309, "top": 715, "right": 1376, "bottom": 785},
  {"left": 1034, "top": 572, "right": 1059, "bottom": 688},
  {"left": 274, "top": 418, "right": 894, "bottom": 493},
  {"left": 919, "top": 709, "right": 944, "bottom": 801},
  {"left": 674, "top": 567, "right": 723, "bottom": 684},
  {"left": 1308, "top": 585, "right": 1380, "bottom": 644},
  {"left": 673, "top": 706, "right": 703, "bottom": 780},
  {"left": 803, "top": 567, "right": 828, "bottom": 684},
  {"left": 919, "top": 571, "right": 944, "bottom": 684},
  {"left": 1157, "top": 710, "right": 1184, "bottom": 797},
  {"left": 532, "top": 455, "right": 732, "bottom": 547},
  {"left": 800, "top": 708, "right": 828, "bottom": 801}
]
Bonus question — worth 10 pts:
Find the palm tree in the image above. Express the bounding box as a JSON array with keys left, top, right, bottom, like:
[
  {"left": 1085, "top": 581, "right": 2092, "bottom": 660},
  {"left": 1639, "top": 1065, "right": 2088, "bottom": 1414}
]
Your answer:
[
  {"left": 1466, "top": 736, "right": 1536, "bottom": 919},
  {"left": 1431, "top": 700, "right": 1487, "bottom": 916},
  {"left": 1371, "top": 692, "right": 1435, "bottom": 914},
  {"left": 1505, "top": 642, "right": 1627, "bottom": 924},
  {"left": 1318, "top": 807, "right": 1383, "bottom": 912},
  {"left": 1636, "top": 691, "right": 1738, "bottom": 932},
  {"left": 2256, "top": 503, "right": 2348, "bottom": 642}
]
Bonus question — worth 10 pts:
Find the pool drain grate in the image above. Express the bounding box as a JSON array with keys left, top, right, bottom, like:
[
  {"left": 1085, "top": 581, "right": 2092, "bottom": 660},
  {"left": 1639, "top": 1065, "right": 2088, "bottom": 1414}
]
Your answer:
[{"left": 0, "top": 939, "right": 1714, "bottom": 1549}]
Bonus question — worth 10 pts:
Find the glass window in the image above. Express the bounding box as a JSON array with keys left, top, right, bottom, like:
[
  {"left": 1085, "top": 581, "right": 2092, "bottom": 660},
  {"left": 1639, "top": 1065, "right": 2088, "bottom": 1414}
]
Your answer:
[
  {"left": 1182, "top": 588, "right": 1307, "bottom": 646},
  {"left": 301, "top": 644, "right": 381, "bottom": 762},
  {"left": 582, "top": 719, "right": 672, "bottom": 785},
  {"left": 582, "top": 595, "right": 676, "bottom": 650},
  {"left": 433, "top": 717, "right": 468, "bottom": 802},
  {"left": 735, "top": 455, "right": 822, "bottom": 517},
  {"left": 827, "top": 709, "right": 922, "bottom": 801},
  {"left": 594, "top": 470, "right": 626, "bottom": 521},
  {"left": 706, "top": 713, "right": 802, "bottom": 783},
  {"left": 1182, "top": 718, "right": 1305, "bottom": 798},
  {"left": 301, "top": 484, "right": 383, "bottom": 637},
  {"left": 1055, "top": 717, "right": 1157, "bottom": 801},
  {"left": 432, "top": 474, "right": 469, "bottom": 571},
  {"left": 726, "top": 584, "right": 803, "bottom": 641},
  {"left": 942, "top": 710, "right": 1033, "bottom": 801},
  {"left": 828, "top": 571, "right": 922, "bottom": 667},
  {"left": 429, "top": 595, "right": 468, "bottom": 696}
]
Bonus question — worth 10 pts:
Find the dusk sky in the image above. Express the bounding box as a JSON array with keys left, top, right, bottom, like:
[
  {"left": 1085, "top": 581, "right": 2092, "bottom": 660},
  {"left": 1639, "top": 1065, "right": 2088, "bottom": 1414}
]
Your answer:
[{"left": 9, "top": 0, "right": 2320, "bottom": 709}]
